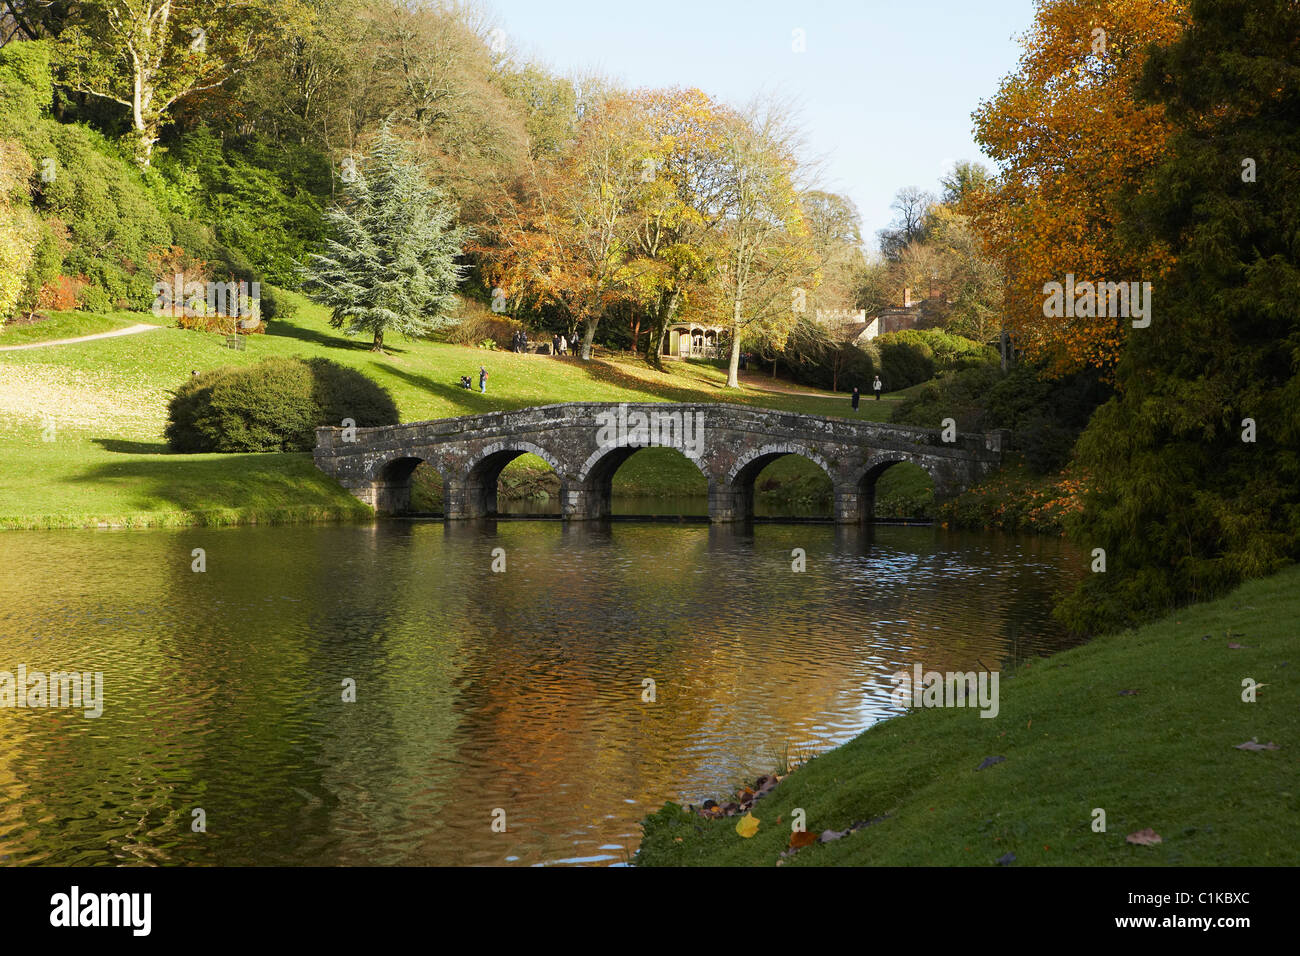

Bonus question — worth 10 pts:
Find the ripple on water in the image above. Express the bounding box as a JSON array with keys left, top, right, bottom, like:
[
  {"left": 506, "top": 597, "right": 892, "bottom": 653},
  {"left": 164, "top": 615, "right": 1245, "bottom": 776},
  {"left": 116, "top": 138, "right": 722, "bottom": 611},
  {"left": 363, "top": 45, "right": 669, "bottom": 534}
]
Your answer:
[{"left": 0, "top": 521, "right": 1082, "bottom": 865}]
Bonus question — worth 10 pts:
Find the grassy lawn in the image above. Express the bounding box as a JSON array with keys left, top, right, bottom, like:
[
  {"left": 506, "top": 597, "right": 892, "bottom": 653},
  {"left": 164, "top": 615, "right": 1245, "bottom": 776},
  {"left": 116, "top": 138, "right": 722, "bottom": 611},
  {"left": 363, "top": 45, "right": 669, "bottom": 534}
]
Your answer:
[
  {"left": 636, "top": 564, "right": 1300, "bottom": 866},
  {"left": 0, "top": 291, "right": 912, "bottom": 528},
  {"left": 0, "top": 308, "right": 154, "bottom": 346}
]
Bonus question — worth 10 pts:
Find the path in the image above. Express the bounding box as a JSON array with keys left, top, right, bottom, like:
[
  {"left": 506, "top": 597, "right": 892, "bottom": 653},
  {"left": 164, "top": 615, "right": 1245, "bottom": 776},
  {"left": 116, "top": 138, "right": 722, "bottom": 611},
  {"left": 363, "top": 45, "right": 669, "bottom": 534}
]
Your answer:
[
  {"left": 0, "top": 323, "right": 162, "bottom": 352},
  {"left": 737, "top": 370, "right": 891, "bottom": 400}
]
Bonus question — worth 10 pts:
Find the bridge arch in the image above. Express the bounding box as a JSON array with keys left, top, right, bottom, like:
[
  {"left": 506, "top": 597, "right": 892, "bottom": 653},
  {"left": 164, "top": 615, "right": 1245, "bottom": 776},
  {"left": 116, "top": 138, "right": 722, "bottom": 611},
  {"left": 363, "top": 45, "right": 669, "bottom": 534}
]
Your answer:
[
  {"left": 460, "top": 441, "right": 565, "bottom": 517},
  {"left": 367, "top": 454, "right": 448, "bottom": 515},
  {"left": 716, "top": 443, "right": 837, "bottom": 522},
  {"left": 574, "top": 443, "right": 710, "bottom": 519},
  {"left": 842, "top": 453, "right": 941, "bottom": 523}
]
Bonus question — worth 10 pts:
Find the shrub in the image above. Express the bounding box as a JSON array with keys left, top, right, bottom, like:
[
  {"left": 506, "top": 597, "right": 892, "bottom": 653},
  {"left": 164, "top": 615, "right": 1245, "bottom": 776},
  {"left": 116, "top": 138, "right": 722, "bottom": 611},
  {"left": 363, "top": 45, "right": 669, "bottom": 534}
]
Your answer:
[
  {"left": 165, "top": 358, "right": 400, "bottom": 453},
  {"left": 785, "top": 342, "right": 875, "bottom": 392},
  {"left": 438, "top": 299, "right": 519, "bottom": 347},
  {"left": 890, "top": 364, "right": 1003, "bottom": 432},
  {"left": 38, "top": 273, "right": 88, "bottom": 311},
  {"left": 306, "top": 358, "right": 400, "bottom": 430},
  {"left": 871, "top": 334, "right": 934, "bottom": 390}
]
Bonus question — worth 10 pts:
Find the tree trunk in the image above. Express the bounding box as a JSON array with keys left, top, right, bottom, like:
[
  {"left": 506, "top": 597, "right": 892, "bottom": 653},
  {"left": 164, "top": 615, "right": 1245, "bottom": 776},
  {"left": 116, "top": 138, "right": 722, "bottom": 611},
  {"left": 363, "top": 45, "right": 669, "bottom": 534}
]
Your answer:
[
  {"left": 726, "top": 329, "right": 742, "bottom": 388},
  {"left": 580, "top": 318, "right": 597, "bottom": 360},
  {"left": 725, "top": 294, "right": 743, "bottom": 387},
  {"left": 372, "top": 328, "right": 384, "bottom": 352},
  {"left": 644, "top": 287, "right": 680, "bottom": 371}
]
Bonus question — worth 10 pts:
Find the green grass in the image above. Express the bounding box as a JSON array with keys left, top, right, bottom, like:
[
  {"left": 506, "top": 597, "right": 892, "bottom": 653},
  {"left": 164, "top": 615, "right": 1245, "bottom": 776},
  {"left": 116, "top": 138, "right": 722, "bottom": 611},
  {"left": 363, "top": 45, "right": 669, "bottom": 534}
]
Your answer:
[
  {"left": 0, "top": 308, "right": 152, "bottom": 345},
  {"left": 0, "top": 291, "right": 907, "bottom": 528},
  {"left": 636, "top": 564, "right": 1300, "bottom": 866}
]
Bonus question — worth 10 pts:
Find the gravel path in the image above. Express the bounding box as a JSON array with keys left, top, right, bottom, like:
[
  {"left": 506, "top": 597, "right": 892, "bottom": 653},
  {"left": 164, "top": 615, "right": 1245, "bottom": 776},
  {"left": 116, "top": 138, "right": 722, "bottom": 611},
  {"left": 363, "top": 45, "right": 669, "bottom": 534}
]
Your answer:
[{"left": 0, "top": 323, "right": 162, "bottom": 352}]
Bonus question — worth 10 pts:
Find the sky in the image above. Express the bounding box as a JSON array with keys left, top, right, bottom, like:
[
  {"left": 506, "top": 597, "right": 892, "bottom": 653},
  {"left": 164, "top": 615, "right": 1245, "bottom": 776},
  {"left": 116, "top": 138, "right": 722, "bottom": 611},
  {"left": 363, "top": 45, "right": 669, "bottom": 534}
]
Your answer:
[{"left": 483, "top": 0, "right": 1037, "bottom": 252}]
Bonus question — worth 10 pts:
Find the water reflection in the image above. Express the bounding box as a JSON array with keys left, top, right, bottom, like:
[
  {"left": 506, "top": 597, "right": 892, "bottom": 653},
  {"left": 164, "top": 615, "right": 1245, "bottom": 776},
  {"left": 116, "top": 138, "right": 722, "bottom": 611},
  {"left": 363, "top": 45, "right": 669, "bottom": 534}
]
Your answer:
[{"left": 0, "top": 520, "right": 1082, "bottom": 866}]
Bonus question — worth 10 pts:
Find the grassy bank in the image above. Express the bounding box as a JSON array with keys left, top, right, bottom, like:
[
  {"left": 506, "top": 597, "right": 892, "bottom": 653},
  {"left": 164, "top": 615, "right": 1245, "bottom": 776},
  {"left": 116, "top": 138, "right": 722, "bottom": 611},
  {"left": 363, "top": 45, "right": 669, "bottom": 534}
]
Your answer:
[
  {"left": 0, "top": 292, "right": 905, "bottom": 529},
  {"left": 636, "top": 564, "right": 1300, "bottom": 866}
]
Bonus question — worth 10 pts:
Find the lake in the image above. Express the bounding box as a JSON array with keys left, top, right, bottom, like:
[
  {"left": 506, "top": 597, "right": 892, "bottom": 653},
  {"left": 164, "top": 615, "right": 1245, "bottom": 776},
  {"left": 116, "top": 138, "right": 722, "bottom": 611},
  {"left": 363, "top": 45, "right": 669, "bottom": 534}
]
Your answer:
[{"left": 0, "top": 516, "right": 1083, "bottom": 865}]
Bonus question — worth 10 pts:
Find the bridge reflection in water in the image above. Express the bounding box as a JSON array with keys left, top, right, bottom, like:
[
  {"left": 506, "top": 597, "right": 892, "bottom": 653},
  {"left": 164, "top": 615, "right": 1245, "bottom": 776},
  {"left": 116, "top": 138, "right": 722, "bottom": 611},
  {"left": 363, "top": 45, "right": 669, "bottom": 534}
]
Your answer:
[{"left": 314, "top": 402, "right": 1009, "bottom": 523}]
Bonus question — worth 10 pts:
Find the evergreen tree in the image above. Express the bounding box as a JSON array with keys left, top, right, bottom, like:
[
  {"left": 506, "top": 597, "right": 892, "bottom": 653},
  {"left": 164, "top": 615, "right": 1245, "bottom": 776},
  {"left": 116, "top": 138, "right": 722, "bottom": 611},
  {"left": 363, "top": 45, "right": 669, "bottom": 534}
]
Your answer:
[
  {"left": 307, "top": 122, "right": 466, "bottom": 351},
  {"left": 1059, "top": 0, "right": 1300, "bottom": 632}
]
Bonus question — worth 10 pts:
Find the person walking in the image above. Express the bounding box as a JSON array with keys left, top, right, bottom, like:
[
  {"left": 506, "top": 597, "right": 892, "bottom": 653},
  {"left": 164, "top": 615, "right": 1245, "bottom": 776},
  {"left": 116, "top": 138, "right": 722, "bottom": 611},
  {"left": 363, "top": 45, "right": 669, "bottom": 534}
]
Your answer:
[
  {"left": 553, "top": 334, "right": 560, "bottom": 355},
  {"left": 558, "top": 334, "right": 567, "bottom": 356},
  {"left": 873, "top": 375, "right": 883, "bottom": 400},
  {"left": 851, "top": 386, "right": 860, "bottom": 413},
  {"left": 479, "top": 366, "right": 488, "bottom": 394}
]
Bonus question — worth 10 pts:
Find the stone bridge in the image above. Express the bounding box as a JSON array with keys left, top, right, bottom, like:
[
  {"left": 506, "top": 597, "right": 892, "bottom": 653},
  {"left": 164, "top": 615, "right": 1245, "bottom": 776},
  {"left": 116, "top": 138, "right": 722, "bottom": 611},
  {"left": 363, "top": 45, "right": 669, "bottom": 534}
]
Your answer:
[{"left": 313, "top": 402, "right": 1008, "bottom": 523}]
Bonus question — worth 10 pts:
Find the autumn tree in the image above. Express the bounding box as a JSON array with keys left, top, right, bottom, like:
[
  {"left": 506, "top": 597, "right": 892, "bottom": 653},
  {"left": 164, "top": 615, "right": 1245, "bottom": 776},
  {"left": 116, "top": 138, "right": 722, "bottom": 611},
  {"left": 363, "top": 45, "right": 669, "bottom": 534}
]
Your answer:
[
  {"left": 969, "top": 0, "right": 1187, "bottom": 375},
  {"left": 1058, "top": 0, "right": 1300, "bottom": 631},
  {"left": 714, "top": 99, "right": 817, "bottom": 388},
  {"left": 621, "top": 87, "right": 730, "bottom": 367}
]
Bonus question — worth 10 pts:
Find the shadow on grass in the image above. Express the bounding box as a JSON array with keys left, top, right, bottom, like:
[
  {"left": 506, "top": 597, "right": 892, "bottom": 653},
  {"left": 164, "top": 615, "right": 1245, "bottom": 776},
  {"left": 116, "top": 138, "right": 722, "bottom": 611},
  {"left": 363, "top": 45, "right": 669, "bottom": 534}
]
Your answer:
[
  {"left": 369, "top": 362, "right": 501, "bottom": 417},
  {"left": 67, "top": 450, "right": 369, "bottom": 518},
  {"left": 266, "top": 318, "right": 410, "bottom": 355}
]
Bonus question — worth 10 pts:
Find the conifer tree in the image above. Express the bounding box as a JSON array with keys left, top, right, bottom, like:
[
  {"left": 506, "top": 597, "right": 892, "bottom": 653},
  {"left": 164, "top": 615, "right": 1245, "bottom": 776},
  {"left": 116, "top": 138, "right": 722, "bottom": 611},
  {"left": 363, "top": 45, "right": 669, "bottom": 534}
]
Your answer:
[
  {"left": 1059, "top": 0, "right": 1300, "bottom": 631},
  {"left": 307, "top": 122, "right": 466, "bottom": 351}
]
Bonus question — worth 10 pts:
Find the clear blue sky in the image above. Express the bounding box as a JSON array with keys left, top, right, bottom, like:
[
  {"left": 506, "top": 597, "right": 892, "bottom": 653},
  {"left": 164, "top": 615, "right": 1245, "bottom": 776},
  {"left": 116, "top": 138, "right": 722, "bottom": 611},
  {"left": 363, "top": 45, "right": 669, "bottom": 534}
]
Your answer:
[{"left": 483, "top": 0, "right": 1036, "bottom": 252}]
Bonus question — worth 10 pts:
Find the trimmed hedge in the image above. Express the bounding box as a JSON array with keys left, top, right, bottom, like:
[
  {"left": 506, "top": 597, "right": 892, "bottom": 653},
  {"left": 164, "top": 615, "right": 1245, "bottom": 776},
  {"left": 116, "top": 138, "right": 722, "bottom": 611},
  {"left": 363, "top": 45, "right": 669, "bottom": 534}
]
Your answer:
[{"left": 166, "top": 358, "right": 400, "bottom": 452}]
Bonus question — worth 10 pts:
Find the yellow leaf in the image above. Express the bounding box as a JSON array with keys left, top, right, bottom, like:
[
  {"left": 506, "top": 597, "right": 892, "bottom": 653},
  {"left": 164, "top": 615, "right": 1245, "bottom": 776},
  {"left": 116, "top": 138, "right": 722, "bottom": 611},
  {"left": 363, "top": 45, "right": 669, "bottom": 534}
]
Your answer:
[{"left": 735, "top": 813, "right": 759, "bottom": 838}]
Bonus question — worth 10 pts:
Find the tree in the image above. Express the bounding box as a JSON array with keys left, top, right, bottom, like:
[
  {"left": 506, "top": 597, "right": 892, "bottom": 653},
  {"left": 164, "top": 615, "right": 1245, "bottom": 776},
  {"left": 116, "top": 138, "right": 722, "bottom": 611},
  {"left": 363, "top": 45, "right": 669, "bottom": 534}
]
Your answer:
[
  {"left": 305, "top": 121, "right": 466, "bottom": 351},
  {"left": 555, "top": 92, "right": 646, "bottom": 360},
  {"left": 969, "top": 0, "right": 1187, "bottom": 375},
  {"left": 56, "top": 0, "right": 300, "bottom": 166},
  {"left": 714, "top": 99, "right": 817, "bottom": 388},
  {"left": 917, "top": 205, "right": 1003, "bottom": 343},
  {"left": 1058, "top": 0, "right": 1300, "bottom": 631},
  {"left": 939, "top": 160, "right": 991, "bottom": 205},
  {"left": 622, "top": 87, "right": 729, "bottom": 368},
  {"left": 876, "top": 185, "right": 934, "bottom": 261}
]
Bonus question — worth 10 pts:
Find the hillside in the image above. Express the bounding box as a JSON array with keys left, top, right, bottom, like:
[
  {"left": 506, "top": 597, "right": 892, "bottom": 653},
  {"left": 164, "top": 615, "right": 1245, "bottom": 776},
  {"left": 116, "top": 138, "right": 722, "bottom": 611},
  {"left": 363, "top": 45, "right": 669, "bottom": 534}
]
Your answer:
[{"left": 0, "top": 292, "right": 923, "bottom": 529}]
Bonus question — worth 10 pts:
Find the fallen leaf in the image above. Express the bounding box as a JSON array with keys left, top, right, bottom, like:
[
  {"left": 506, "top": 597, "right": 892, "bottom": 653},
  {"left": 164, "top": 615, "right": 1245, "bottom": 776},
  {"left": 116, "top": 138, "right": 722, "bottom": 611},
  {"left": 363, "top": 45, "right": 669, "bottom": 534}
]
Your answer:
[
  {"left": 1235, "top": 738, "right": 1279, "bottom": 751},
  {"left": 819, "top": 828, "right": 849, "bottom": 843},
  {"left": 735, "top": 813, "right": 759, "bottom": 838},
  {"left": 996, "top": 852, "right": 1016, "bottom": 865},
  {"left": 1119, "top": 689, "right": 1138, "bottom": 696},
  {"left": 1126, "top": 828, "right": 1162, "bottom": 846},
  {"left": 788, "top": 830, "right": 818, "bottom": 850},
  {"left": 976, "top": 755, "right": 1006, "bottom": 771}
]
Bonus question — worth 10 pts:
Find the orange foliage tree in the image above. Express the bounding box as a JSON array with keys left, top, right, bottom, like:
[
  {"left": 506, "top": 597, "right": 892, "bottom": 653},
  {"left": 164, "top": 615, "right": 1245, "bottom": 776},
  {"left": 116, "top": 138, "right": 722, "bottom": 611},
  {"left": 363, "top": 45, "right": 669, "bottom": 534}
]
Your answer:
[{"left": 969, "top": 0, "right": 1187, "bottom": 375}]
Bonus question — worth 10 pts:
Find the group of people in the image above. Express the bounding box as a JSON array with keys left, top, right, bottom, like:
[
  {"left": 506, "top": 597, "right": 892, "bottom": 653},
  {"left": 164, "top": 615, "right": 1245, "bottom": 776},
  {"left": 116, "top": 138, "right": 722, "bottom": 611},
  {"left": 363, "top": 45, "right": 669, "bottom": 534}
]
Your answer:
[
  {"left": 459, "top": 367, "right": 489, "bottom": 393},
  {"left": 511, "top": 327, "right": 574, "bottom": 357},
  {"left": 850, "top": 376, "right": 885, "bottom": 412}
]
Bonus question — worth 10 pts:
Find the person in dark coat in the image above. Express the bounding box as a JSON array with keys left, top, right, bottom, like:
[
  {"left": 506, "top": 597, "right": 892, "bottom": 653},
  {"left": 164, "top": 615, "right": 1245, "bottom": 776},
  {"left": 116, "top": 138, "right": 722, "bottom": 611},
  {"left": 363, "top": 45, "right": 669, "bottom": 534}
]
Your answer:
[{"left": 851, "top": 386, "right": 860, "bottom": 412}]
